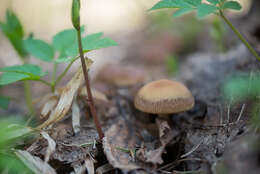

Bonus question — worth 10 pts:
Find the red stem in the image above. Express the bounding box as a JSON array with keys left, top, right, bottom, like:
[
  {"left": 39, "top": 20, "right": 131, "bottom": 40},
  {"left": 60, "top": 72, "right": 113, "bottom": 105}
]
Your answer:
[{"left": 76, "top": 29, "right": 104, "bottom": 140}]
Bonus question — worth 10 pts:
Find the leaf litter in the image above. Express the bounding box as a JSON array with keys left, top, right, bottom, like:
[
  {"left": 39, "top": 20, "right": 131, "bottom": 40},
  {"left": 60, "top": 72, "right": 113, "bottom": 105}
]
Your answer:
[{"left": 11, "top": 45, "right": 260, "bottom": 174}]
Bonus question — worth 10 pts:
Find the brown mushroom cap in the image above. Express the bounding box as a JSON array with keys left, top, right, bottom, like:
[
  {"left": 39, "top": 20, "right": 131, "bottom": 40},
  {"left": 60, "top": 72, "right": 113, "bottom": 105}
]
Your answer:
[
  {"left": 134, "top": 79, "right": 194, "bottom": 114},
  {"left": 96, "top": 64, "right": 146, "bottom": 87}
]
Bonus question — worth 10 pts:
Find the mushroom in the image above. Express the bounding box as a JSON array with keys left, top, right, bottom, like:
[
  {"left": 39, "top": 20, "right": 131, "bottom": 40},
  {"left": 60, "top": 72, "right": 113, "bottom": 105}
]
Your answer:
[
  {"left": 134, "top": 79, "right": 194, "bottom": 121},
  {"left": 96, "top": 63, "right": 146, "bottom": 88},
  {"left": 79, "top": 87, "right": 108, "bottom": 103}
]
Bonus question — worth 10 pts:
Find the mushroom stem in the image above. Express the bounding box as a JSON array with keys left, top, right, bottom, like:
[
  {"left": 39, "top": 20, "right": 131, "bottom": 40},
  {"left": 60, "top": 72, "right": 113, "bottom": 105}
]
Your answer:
[{"left": 158, "top": 114, "right": 171, "bottom": 123}]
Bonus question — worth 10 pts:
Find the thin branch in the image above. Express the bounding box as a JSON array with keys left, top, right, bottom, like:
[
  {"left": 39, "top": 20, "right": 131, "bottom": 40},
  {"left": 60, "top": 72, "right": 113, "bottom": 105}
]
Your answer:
[{"left": 76, "top": 28, "right": 104, "bottom": 140}]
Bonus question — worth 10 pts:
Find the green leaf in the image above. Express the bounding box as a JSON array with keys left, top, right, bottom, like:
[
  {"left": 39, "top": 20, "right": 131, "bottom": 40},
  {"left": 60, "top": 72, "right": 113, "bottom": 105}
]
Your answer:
[
  {"left": 185, "top": 0, "right": 202, "bottom": 6},
  {"left": 0, "top": 72, "right": 30, "bottom": 85},
  {"left": 173, "top": 7, "right": 194, "bottom": 17},
  {"left": 53, "top": 28, "right": 78, "bottom": 52},
  {"left": 197, "top": 3, "right": 217, "bottom": 18},
  {"left": 206, "top": 0, "right": 219, "bottom": 5},
  {"left": 0, "top": 96, "right": 10, "bottom": 109},
  {"left": 222, "top": 1, "right": 242, "bottom": 10},
  {"left": 0, "top": 64, "right": 47, "bottom": 76},
  {"left": 150, "top": 0, "right": 193, "bottom": 11},
  {"left": 52, "top": 27, "right": 84, "bottom": 62},
  {"left": 0, "top": 119, "right": 33, "bottom": 144},
  {"left": 24, "top": 38, "right": 54, "bottom": 62},
  {"left": 2, "top": 10, "right": 24, "bottom": 38},
  {"left": 65, "top": 32, "right": 118, "bottom": 58},
  {"left": 0, "top": 10, "right": 27, "bottom": 58},
  {"left": 82, "top": 32, "right": 118, "bottom": 51},
  {"left": 54, "top": 57, "right": 75, "bottom": 63},
  {"left": 0, "top": 64, "right": 47, "bottom": 85}
]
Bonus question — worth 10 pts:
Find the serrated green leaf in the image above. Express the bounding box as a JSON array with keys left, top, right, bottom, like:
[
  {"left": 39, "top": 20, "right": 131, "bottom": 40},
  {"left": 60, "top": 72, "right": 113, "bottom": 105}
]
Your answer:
[
  {"left": 0, "top": 64, "right": 47, "bottom": 85},
  {"left": 52, "top": 28, "right": 78, "bottom": 52},
  {"left": 4, "top": 10, "right": 24, "bottom": 38},
  {"left": 206, "top": 0, "right": 219, "bottom": 5},
  {"left": 0, "top": 10, "right": 27, "bottom": 58},
  {"left": 24, "top": 38, "right": 54, "bottom": 62},
  {"left": 222, "top": 1, "right": 241, "bottom": 10},
  {"left": 150, "top": 0, "right": 193, "bottom": 11},
  {"left": 185, "top": 0, "right": 202, "bottom": 6},
  {"left": 52, "top": 27, "right": 85, "bottom": 63},
  {"left": 0, "top": 64, "right": 47, "bottom": 77},
  {"left": 173, "top": 7, "right": 194, "bottom": 17},
  {"left": 0, "top": 72, "right": 30, "bottom": 85},
  {"left": 65, "top": 32, "right": 118, "bottom": 58},
  {"left": 197, "top": 3, "right": 218, "bottom": 18},
  {"left": 0, "top": 96, "right": 10, "bottom": 109},
  {"left": 82, "top": 32, "right": 118, "bottom": 51}
]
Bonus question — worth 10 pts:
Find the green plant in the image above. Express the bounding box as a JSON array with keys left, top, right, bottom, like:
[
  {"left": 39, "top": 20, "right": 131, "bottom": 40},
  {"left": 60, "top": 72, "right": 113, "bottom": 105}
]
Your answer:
[
  {"left": 0, "top": 9, "right": 117, "bottom": 116},
  {"left": 150, "top": 0, "right": 260, "bottom": 61}
]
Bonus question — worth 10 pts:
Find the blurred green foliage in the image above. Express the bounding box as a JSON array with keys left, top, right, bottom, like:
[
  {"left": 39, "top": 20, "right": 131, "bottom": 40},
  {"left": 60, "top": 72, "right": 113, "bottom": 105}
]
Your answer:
[
  {"left": 166, "top": 55, "right": 179, "bottom": 75},
  {"left": 210, "top": 16, "right": 227, "bottom": 52},
  {"left": 0, "top": 10, "right": 27, "bottom": 59},
  {"left": 149, "top": 10, "right": 203, "bottom": 53},
  {"left": 222, "top": 73, "right": 260, "bottom": 129},
  {"left": 0, "top": 117, "right": 34, "bottom": 173},
  {"left": 0, "top": 96, "right": 10, "bottom": 109},
  {"left": 150, "top": 0, "right": 241, "bottom": 18},
  {"left": 222, "top": 73, "right": 260, "bottom": 102}
]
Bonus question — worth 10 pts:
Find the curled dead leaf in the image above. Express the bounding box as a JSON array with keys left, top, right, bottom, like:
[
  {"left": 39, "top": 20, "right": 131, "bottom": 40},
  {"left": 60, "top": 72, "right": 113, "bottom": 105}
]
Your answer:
[
  {"left": 103, "top": 119, "right": 140, "bottom": 170},
  {"left": 37, "top": 67, "right": 84, "bottom": 129}
]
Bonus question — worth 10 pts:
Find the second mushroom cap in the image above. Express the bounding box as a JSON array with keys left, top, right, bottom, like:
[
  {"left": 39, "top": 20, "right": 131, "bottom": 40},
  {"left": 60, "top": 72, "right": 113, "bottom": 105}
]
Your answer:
[{"left": 134, "top": 79, "right": 194, "bottom": 114}]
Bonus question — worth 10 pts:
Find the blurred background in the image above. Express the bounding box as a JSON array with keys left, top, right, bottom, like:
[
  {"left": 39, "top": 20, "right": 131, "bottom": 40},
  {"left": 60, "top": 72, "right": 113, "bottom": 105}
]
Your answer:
[{"left": 0, "top": 0, "right": 258, "bottom": 112}]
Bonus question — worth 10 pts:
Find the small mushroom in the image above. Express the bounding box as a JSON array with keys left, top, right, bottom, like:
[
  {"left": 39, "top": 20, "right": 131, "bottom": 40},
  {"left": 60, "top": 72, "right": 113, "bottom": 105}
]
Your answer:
[
  {"left": 134, "top": 79, "right": 194, "bottom": 120},
  {"left": 79, "top": 87, "right": 108, "bottom": 103},
  {"left": 96, "top": 63, "right": 146, "bottom": 88}
]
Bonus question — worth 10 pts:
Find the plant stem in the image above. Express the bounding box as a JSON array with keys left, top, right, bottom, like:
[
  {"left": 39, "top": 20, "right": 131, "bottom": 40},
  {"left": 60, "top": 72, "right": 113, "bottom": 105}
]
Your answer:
[
  {"left": 21, "top": 58, "right": 34, "bottom": 114},
  {"left": 52, "top": 57, "right": 78, "bottom": 92},
  {"left": 76, "top": 28, "right": 104, "bottom": 140},
  {"left": 23, "top": 80, "right": 33, "bottom": 114},
  {"left": 36, "top": 79, "right": 52, "bottom": 87},
  {"left": 220, "top": 11, "right": 260, "bottom": 61},
  {"left": 52, "top": 63, "right": 57, "bottom": 84}
]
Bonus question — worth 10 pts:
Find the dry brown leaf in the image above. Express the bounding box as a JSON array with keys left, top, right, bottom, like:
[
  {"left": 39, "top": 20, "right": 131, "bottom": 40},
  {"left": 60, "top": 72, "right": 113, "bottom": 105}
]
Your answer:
[
  {"left": 41, "top": 131, "right": 56, "bottom": 163},
  {"left": 15, "top": 150, "right": 56, "bottom": 174},
  {"left": 144, "top": 146, "right": 164, "bottom": 164},
  {"left": 72, "top": 97, "right": 81, "bottom": 134},
  {"left": 96, "top": 164, "right": 114, "bottom": 174},
  {"left": 103, "top": 119, "right": 140, "bottom": 170},
  {"left": 136, "top": 119, "right": 176, "bottom": 165},
  {"left": 156, "top": 118, "right": 175, "bottom": 146},
  {"left": 40, "top": 95, "right": 59, "bottom": 118},
  {"left": 37, "top": 68, "right": 84, "bottom": 129},
  {"left": 84, "top": 156, "right": 95, "bottom": 174},
  {"left": 71, "top": 156, "right": 95, "bottom": 174}
]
